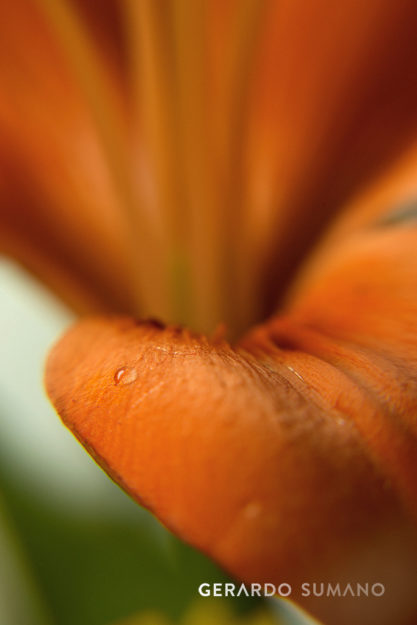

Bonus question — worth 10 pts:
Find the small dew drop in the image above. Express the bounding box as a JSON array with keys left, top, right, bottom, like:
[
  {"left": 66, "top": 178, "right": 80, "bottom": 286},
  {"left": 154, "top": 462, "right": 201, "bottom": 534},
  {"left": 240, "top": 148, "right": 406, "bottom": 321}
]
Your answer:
[
  {"left": 243, "top": 502, "right": 262, "bottom": 520},
  {"left": 154, "top": 345, "right": 170, "bottom": 354},
  {"left": 114, "top": 367, "right": 137, "bottom": 386},
  {"left": 286, "top": 365, "right": 304, "bottom": 382}
]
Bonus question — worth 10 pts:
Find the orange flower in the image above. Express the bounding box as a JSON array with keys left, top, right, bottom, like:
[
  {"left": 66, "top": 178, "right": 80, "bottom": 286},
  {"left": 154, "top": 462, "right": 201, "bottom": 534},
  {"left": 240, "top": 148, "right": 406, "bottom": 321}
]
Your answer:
[{"left": 2, "top": 1, "right": 417, "bottom": 624}]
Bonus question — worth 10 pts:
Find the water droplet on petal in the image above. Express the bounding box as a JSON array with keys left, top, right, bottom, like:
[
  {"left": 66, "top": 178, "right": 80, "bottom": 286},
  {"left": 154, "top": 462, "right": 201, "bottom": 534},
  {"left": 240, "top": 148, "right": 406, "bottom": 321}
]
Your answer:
[
  {"left": 286, "top": 365, "right": 304, "bottom": 382},
  {"left": 243, "top": 502, "right": 262, "bottom": 520},
  {"left": 114, "top": 367, "right": 137, "bottom": 385}
]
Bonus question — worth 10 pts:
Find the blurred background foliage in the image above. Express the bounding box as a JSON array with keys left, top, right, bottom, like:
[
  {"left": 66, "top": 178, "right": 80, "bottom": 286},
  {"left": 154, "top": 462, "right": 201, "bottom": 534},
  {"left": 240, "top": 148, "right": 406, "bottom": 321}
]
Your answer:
[{"left": 0, "top": 258, "right": 314, "bottom": 624}]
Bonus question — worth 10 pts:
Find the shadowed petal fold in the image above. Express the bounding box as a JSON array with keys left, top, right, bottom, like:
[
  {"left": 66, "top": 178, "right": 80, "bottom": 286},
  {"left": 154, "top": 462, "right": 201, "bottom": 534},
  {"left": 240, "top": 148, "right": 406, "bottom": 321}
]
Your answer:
[{"left": 246, "top": 0, "right": 417, "bottom": 314}]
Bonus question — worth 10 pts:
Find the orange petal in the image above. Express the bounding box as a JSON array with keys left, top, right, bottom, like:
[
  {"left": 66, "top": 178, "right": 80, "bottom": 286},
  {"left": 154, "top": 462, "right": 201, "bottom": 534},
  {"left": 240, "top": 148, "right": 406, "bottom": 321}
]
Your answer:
[
  {"left": 0, "top": 0, "right": 135, "bottom": 314},
  {"left": 245, "top": 0, "right": 417, "bottom": 312},
  {"left": 46, "top": 312, "right": 417, "bottom": 625},
  {"left": 45, "top": 145, "right": 417, "bottom": 625}
]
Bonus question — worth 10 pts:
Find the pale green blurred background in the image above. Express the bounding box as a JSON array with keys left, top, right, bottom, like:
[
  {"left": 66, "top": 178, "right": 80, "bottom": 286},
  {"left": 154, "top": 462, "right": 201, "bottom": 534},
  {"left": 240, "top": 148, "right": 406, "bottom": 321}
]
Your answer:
[{"left": 0, "top": 258, "right": 314, "bottom": 625}]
